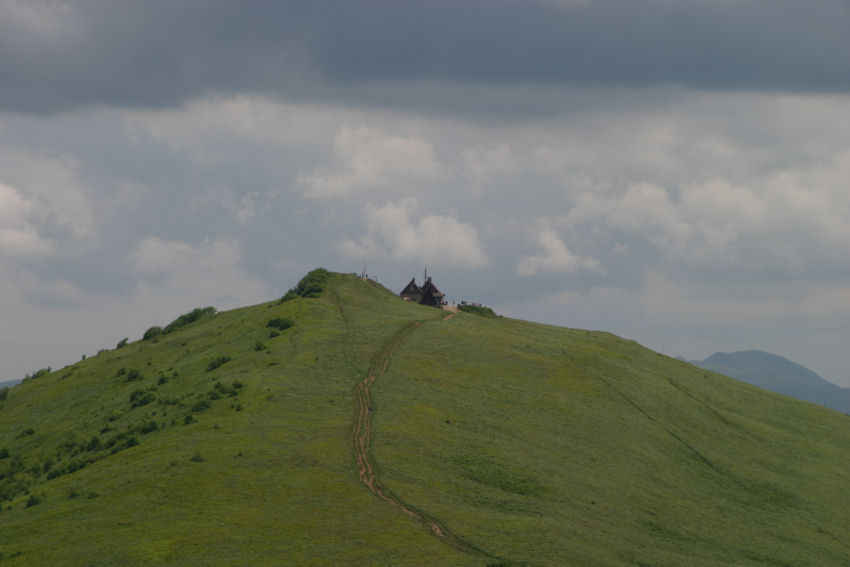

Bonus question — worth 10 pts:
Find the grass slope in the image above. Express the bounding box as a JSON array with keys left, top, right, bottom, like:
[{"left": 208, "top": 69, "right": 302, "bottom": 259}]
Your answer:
[{"left": 1, "top": 272, "right": 849, "bottom": 566}]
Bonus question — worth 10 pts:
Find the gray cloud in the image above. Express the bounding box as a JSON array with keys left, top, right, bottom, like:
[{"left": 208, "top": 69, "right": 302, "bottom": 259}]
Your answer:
[
  {"left": 3, "top": 1, "right": 850, "bottom": 393},
  {"left": 2, "top": 0, "right": 849, "bottom": 115}
]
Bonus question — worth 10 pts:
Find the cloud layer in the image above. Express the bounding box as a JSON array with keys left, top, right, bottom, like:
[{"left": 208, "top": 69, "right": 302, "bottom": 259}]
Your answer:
[
  {"left": 2, "top": 1, "right": 850, "bottom": 114},
  {"left": 2, "top": 2, "right": 850, "bottom": 388}
]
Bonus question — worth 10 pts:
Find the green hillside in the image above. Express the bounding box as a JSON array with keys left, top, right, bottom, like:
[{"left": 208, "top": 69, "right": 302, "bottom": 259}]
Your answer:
[{"left": 1, "top": 271, "right": 849, "bottom": 566}]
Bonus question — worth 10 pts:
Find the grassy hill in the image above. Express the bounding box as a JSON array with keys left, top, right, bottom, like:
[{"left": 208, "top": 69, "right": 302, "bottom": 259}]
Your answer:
[{"left": 1, "top": 271, "right": 849, "bottom": 566}]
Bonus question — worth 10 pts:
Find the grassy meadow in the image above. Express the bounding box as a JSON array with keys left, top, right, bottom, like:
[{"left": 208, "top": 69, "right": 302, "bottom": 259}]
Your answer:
[{"left": 0, "top": 271, "right": 849, "bottom": 566}]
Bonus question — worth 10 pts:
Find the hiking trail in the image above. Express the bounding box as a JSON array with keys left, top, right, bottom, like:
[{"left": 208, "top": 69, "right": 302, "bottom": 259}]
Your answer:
[{"left": 350, "top": 319, "right": 488, "bottom": 557}]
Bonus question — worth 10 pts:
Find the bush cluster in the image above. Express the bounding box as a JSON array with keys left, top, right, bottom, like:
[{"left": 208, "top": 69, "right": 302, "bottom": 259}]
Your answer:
[
  {"left": 267, "top": 317, "right": 293, "bottom": 331},
  {"left": 206, "top": 356, "right": 232, "bottom": 372},
  {"left": 117, "top": 367, "right": 144, "bottom": 382},
  {"left": 280, "top": 268, "right": 331, "bottom": 302},
  {"left": 458, "top": 304, "right": 498, "bottom": 318},
  {"left": 143, "top": 326, "right": 163, "bottom": 340},
  {"left": 15, "top": 428, "right": 35, "bottom": 439},
  {"left": 209, "top": 380, "right": 242, "bottom": 400},
  {"left": 163, "top": 306, "right": 217, "bottom": 334},
  {"left": 21, "top": 367, "right": 51, "bottom": 383},
  {"left": 129, "top": 388, "right": 156, "bottom": 408}
]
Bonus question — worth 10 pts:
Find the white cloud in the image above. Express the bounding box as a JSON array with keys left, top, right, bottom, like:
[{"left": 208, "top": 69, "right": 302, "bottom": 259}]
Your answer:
[
  {"left": 461, "top": 143, "right": 520, "bottom": 195},
  {"left": 124, "top": 96, "right": 337, "bottom": 164},
  {"left": 128, "top": 237, "right": 268, "bottom": 306},
  {"left": 517, "top": 224, "right": 602, "bottom": 276},
  {"left": 0, "top": 182, "right": 53, "bottom": 258},
  {"left": 299, "top": 126, "right": 442, "bottom": 199},
  {"left": 235, "top": 192, "right": 265, "bottom": 223},
  {"left": 564, "top": 158, "right": 850, "bottom": 275},
  {"left": 0, "top": 151, "right": 93, "bottom": 239},
  {"left": 337, "top": 197, "right": 488, "bottom": 268},
  {"left": 1, "top": 0, "right": 77, "bottom": 37}
]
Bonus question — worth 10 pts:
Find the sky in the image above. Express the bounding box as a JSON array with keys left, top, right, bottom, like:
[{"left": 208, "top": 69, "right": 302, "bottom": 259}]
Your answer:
[{"left": 2, "top": 0, "right": 850, "bottom": 386}]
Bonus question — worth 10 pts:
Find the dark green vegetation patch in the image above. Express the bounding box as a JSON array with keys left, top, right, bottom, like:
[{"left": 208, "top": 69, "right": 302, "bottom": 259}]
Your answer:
[
  {"left": 0, "top": 270, "right": 849, "bottom": 566},
  {"left": 280, "top": 267, "right": 331, "bottom": 302},
  {"left": 457, "top": 304, "right": 498, "bottom": 317},
  {"left": 163, "top": 306, "right": 217, "bottom": 333}
]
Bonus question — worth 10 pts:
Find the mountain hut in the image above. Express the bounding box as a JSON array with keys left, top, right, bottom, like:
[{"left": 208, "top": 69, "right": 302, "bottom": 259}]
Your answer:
[
  {"left": 399, "top": 276, "right": 445, "bottom": 308},
  {"left": 399, "top": 278, "right": 423, "bottom": 303}
]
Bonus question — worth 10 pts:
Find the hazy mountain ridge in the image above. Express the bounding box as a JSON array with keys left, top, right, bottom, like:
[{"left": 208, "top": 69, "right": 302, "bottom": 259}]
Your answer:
[{"left": 690, "top": 350, "right": 850, "bottom": 414}]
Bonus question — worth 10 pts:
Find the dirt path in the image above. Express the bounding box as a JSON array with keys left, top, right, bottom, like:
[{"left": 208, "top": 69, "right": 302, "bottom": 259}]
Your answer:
[{"left": 350, "top": 320, "right": 486, "bottom": 557}]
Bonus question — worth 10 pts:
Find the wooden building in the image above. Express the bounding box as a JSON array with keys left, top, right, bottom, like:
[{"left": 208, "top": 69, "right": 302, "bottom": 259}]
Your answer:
[
  {"left": 399, "top": 276, "right": 445, "bottom": 308},
  {"left": 399, "top": 278, "right": 423, "bottom": 303}
]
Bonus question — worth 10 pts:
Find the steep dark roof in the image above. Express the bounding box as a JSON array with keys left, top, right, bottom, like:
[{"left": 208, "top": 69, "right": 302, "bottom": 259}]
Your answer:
[
  {"left": 399, "top": 278, "right": 422, "bottom": 297},
  {"left": 420, "top": 277, "right": 443, "bottom": 297}
]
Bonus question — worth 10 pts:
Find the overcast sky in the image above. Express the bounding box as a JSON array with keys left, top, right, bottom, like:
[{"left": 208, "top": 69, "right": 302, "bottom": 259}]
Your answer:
[{"left": 2, "top": 0, "right": 850, "bottom": 387}]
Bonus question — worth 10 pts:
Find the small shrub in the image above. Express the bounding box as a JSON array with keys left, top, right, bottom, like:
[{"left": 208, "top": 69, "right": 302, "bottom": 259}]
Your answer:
[
  {"left": 206, "top": 356, "right": 232, "bottom": 372},
  {"left": 138, "top": 420, "right": 158, "bottom": 434},
  {"left": 125, "top": 436, "right": 139, "bottom": 448},
  {"left": 0, "top": 448, "right": 9, "bottom": 459},
  {"left": 143, "top": 326, "right": 163, "bottom": 340},
  {"left": 189, "top": 451, "right": 205, "bottom": 463},
  {"left": 0, "top": 387, "right": 7, "bottom": 401},
  {"left": 184, "top": 414, "right": 196, "bottom": 425},
  {"left": 191, "top": 399, "right": 211, "bottom": 413},
  {"left": 268, "top": 330, "right": 280, "bottom": 338},
  {"left": 15, "top": 428, "right": 35, "bottom": 439},
  {"left": 129, "top": 389, "right": 156, "bottom": 408},
  {"left": 157, "top": 375, "right": 168, "bottom": 385},
  {"left": 212, "top": 381, "right": 239, "bottom": 398},
  {"left": 85, "top": 436, "right": 101, "bottom": 452},
  {"left": 116, "top": 338, "right": 129, "bottom": 349},
  {"left": 125, "top": 368, "right": 143, "bottom": 382},
  {"left": 267, "top": 317, "right": 294, "bottom": 331},
  {"left": 254, "top": 341, "right": 268, "bottom": 351},
  {"left": 25, "top": 494, "right": 43, "bottom": 508}
]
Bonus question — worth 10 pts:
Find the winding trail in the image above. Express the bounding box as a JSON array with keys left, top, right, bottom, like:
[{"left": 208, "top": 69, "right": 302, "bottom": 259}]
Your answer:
[{"left": 350, "top": 319, "right": 486, "bottom": 557}]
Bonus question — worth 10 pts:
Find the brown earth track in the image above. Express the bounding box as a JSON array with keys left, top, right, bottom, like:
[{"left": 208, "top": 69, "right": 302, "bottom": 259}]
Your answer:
[{"left": 350, "top": 319, "right": 488, "bottom": 557}]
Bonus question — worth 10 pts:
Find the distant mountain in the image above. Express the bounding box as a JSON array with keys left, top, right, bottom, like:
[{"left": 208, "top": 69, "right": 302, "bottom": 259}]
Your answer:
[{"left": 690, "top": 350, "right": 850, "bottom": 414}]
